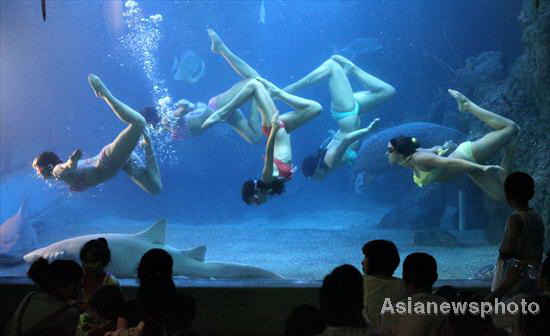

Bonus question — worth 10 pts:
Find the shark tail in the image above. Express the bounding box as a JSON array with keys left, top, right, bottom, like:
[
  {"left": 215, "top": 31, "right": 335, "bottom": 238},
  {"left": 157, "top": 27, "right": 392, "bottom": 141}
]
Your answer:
[{"left": 179, "top": 245, "right": 206, "bottom": 262}]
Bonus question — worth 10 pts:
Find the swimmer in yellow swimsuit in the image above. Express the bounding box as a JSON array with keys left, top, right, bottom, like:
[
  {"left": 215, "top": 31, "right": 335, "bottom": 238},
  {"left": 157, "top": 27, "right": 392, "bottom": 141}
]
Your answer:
[{"left": 386, "top": 89, "right": 519, "bottom": 201}]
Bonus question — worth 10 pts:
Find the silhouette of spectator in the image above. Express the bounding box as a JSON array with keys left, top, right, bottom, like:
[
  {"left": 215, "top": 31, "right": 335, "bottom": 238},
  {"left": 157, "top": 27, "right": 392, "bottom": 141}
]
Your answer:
[
  {"left": 285, "top": 304, "right": 325, "bottom": 336},
  {"left": 113, "top": 248, "right": 197, "bottom": 335},
  {"left": 492, "top": 172, "right": 544, "bottom": 296},
  {"left": 4, "top": 258, "right": 83, "bottom": 336},
  {"left": 318, "top": 264, "right": 368, "bottom": 335},
  {"left": 76, "top": 285, "right": 126, "bottom": 336},
  {"left": 447, "top": 291, "right": 505, "bottom": 336},
  {"left": 379, "top": 252, "right": 447, "bottom": 336},
  {"left": 80, "top": 238, "right": 119, "bottom": 302},
  {"left": 518, "top": 295, "right": 550, "bottom": 336},
  {"left": 360, "top": 239, "right": 402, "bottom": 331}
]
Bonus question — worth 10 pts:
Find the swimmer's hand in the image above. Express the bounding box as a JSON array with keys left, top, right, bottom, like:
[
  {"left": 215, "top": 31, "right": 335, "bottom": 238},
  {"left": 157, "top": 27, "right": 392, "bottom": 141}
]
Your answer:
[
  {"left": 443, "top": 140, "right": 457, "bottom": 151},
  {"left": 366, "top": 118, "right": 380, "bottom": 131},
  {"left": 68, "top": 149, "right": 82, "bottom": 169},
  {"left": 271, "top": 111, "right": 280, "bottom": 130},
  {"left": 482, "top": 165, "right": 505, "bottom": 173}
]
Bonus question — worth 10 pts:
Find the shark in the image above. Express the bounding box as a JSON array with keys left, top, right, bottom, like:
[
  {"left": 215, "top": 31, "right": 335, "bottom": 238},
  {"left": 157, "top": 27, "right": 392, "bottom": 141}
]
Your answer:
[
  {"left": 0, "top": 198, "right": 38, "bottom": 265},
  {"left": 23, "top": 219, "right": 283, "bottom": 279}
]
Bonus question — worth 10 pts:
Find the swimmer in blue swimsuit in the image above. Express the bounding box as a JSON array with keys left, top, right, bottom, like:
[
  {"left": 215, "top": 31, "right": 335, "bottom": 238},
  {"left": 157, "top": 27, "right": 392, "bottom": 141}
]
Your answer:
[{"left": 284, "top": 55, "right": 395, "bottom": 179}]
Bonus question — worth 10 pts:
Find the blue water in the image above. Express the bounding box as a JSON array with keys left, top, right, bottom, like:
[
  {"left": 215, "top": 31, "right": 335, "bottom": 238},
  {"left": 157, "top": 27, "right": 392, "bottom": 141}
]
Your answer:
[{"left": 0, "top": 0, "right": 522, "bottom": 279}]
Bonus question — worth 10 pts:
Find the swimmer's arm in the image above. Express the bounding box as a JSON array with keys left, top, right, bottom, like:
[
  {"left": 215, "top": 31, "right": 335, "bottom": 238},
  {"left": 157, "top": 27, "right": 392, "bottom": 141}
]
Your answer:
[
  {"left": 499, "top": 215, "right": 522, "bottom": 259},
  {"left": 67, "top": 149, "right": 82, "bottom": 169},
  {"left": 424, "top": 141, "right": 456, "bottom": 155},
  {"left": 415, "top": 153, "right": 490, "bottom": 172},
  {"left": 261, "top": 113, "right": 279, "bottom": 182},
  {"left": 52, "top": 149, "right": 81, "bottom": 179}
]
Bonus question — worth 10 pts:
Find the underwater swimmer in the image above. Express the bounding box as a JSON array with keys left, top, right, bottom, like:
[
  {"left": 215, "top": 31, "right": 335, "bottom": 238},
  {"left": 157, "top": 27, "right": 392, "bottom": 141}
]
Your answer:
[
  {"left": 198, "top": 29, "right": 321, "bottom": 204},
  {"left": 142, "top": 98, "right": 261, "bottom": 144},
  {"left": 386, "top": 89, "right": 519, "bottom": 201},
  {"left": 286, "top": 55, "right": 395, "bottom": 179},
  {"left": 238, "top": 78, "right": 322, "bottom": 205},
  {"left": 33, "top": 75, "right": 162, "bottom": 194}
]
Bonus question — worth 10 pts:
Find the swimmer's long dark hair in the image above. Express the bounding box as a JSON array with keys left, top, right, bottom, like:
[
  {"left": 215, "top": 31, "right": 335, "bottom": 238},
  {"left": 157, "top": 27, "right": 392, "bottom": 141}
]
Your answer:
[
  {"left": 241, "top": 179, "right": 285, "bottom": 204},
  {"left": 33, "top": 151, "right": 62, "bottom": 168},
  {"left": 390, "top": 135, "right": 420, "bottom": 157}
]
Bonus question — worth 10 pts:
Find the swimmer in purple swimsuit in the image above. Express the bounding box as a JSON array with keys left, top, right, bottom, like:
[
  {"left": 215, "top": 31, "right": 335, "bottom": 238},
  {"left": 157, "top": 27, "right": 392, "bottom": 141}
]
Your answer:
[{"left": 32, "top": 74, "right": 163, "bottom": 194}]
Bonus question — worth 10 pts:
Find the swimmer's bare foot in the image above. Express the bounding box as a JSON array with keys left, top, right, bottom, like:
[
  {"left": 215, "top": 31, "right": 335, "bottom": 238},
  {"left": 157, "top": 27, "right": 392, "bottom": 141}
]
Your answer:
[
  {"left": 88, "top": 74, "right": 109, "bottom": 99},
  {"left": 201, "top": 111, "right": 224, "bottom": 129},
  {"left": 256, "top": 77, "right": 282, "bottom": 97},
  {"left": 207, "top": 29, "right": 224, "bottom": 54},
  {"left": 331, "top": 55, "right": 356, "bottom": 73},
  {"left": 448, "top": 89, "right": 472, "bottom": 112}
]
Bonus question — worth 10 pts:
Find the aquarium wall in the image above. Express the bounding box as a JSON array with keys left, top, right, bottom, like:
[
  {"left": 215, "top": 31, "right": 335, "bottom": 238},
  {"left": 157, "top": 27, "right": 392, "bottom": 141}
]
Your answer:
[{"left": 1, "top": 0, "right": 548, "bottom": 281}]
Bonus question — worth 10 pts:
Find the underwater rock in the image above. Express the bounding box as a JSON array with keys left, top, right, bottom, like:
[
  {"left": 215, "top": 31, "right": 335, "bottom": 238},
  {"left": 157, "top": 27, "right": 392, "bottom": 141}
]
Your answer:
[
  {"left": 439, "top": 206, "right": 458, "bottom": 230},
  {"left": 353, "top": 122, "right": 465, "bottom": 194},
  {"left": 376, "top": 184, "right": 448, "bottom": 230},
  {"left": 457, "top": 51, "right": 506, "bottom": 83},
  {"left": 411, "top": 228, "right": 465, "bottom": 248}
]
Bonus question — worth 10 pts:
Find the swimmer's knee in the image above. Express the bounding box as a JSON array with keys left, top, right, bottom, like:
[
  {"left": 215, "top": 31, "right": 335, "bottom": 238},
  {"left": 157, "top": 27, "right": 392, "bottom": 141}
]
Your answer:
[
  {"left": 134, "top": 114, "right": 146, "bottom": 130},
  {"left": 509, "top": 122, "right": 520, "bottom": 136},
  {"left": 246, "top": 78, "right": 262, "bottom": 90}
]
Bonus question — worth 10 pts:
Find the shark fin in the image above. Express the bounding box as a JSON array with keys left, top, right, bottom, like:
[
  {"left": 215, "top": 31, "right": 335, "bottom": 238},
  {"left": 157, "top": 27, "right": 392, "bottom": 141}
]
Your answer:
[
  {"left": 135, "top": 219, "right": 166, "bottom": 244},
  {"left": 17, "top": 198, "right": 29, "bottom": 217},
  {"left": 179, "top": 245, "right": 206, "bottom": 262}
]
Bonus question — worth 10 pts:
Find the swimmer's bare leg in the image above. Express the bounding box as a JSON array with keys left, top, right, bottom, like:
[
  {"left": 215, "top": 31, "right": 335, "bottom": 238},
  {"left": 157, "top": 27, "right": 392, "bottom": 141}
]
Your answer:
[
  {"left": 448, "top": 89, "right": 519, "bottom": 163},
  {"left": 88, "top": 74, "right": 145, "bottom": 169},
  {"left": 331, "top": 55, "right": 395, "bottom": 113},
  {"left": 325, "top": 118, "right": 380, "bottom": 167},
  {"left": 226, "top": 108, "right": 261, "bottom": 144},
  {"left": 208, "top": 29, "right": 260, "bottom": 79},
  {"left": 202, "top": 79, "right": 276, "bottom": 129},
  {"left": 284, "top": 59, "right": 355, "bottom": 113}
]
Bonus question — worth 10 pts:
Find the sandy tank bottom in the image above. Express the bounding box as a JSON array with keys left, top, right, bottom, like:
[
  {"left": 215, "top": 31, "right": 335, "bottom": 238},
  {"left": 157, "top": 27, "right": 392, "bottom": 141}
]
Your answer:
[{"left": 0, "top": 202, "right": 498, "bottom": 280}]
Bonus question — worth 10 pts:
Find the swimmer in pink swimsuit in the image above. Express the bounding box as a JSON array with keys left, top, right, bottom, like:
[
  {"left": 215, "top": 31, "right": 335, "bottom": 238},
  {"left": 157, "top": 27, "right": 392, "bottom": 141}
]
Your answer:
[{"left": 33, "top": 74, "right": 163, "bottom": 195}]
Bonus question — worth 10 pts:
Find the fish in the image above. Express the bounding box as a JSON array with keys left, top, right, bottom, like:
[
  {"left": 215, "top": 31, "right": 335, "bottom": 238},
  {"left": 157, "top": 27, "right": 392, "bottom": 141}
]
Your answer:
[
  {"left": 41, "top": 0, "right": 46, "bottom": 21},
  {"left": 332, "top": 37, "right": 383, "bottom": 59},
  {"left": 24, "top": 219, "right": 283, "bottom": 279},
  {"left": 172, "top": 50, "right": 205, "bottom": 83},
  {"left": 258, "top": 0, "right": 266, "bottom": 25},
  {"left": 0, "top": 198, "right": 37, "bottom": 265}
]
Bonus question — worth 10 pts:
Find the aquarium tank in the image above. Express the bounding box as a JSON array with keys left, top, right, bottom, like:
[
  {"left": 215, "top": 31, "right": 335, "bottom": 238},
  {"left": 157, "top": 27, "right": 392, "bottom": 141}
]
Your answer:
[{"left": 1, "top": 0, "right": 548, "bottom": 282}]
